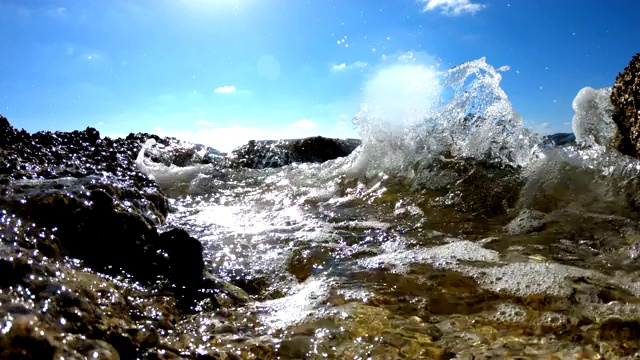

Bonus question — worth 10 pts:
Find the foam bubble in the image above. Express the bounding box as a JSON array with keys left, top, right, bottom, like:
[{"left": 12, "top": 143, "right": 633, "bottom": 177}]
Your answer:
[
  {"left": 470, "top": 262, "right": 598, "bottom": 298},
  {"left": 135, "top": 139, "right": 214, "bottom": 189},
  {"left": 487, "top": 302, "right": 529, "bottom": 324},
  {"left": 358, "top": 240, "right": 500, "bottom": 272},
  {"left": 533, "top": 311, "right": 573, "bottom": 330},
  {"left": 358, "top": 239, "right": 634, "bottom": 300}
]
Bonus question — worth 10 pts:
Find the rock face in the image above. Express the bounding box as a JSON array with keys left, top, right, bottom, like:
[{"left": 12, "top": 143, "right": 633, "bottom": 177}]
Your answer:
[
  {"left": 0, "top": 117, "right": 182, "bottom": 284},
  {"left": 611, "top": 53, "right": 640, "bottom": 158},
  {"left": 228, "top": 136, "right": 361, "bottom": 169}
]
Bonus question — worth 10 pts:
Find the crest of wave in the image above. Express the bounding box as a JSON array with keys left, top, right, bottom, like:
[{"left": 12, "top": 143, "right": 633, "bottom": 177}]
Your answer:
[{"left": 351, "top": 56, "right": 543, "bottom": 177}]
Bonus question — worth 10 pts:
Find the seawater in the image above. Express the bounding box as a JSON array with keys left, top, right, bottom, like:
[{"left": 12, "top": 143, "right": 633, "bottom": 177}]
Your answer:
[{"left": 136, "top": 57, "right": 640, "bottom": 357}]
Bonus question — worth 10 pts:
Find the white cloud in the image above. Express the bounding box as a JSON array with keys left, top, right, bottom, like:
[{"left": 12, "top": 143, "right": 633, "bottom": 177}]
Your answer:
[
  {"left": 352, "top": 61, "right": 367, "bottom": 68},
  {"left": 332, "top": 63, "right": 347, "bottom": 71},
  {"left": 290, "top": 119, "right": 317, "bottom": 129},
  {"left": 420, "top": 0, "right": 485, "bottom": 16},
  {"left": 195, "top": 120, "right": 216, "bottom": 126},
  {"left": 214, "top": 85, "right": 236, "bottom": 93},
  {"left": 332, "top": 61, "right": 368, "bottom": 72},
  {"left": 497, "top": 65, "right": 510, "bottom": 72},
  {"left": 48, "top": 7, "right": 67, "bottom": 18}
]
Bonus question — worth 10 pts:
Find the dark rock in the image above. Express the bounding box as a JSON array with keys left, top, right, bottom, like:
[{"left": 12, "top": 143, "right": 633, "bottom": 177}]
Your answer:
[
  {"left": 0, "top": 115, "right": 259, "bottom": 357},
  {"left": 277, "top": 336, "right": 312, "bottom": 359},
  {"left": 0, "top": 180, "right": 172, "bottom": 284},
  {"left": 543, "top": 132, "right": 576, "bottom": 147},
  {"left": 288, "top": 246, "right": 330, "bottom": 282},
  {"left": 0, "top": 314, "right": 57, "bottom": 360},
  {"left": 611, "top": 53, "right": 640, "bottom": 158},
  {"left": 417, "top": 156, "right": 523, "bottom": 218},
  {"left": 0, "top": 116, "right": 241, "bottom": 298},
  {"left": 228, "top": 136, "right": 361, "bottom": 169},
  {"left": 138, "top": 135, "right": 225, "bottom": 168},
  {"left": 158, "top": 228, "right": 204, "bottom": 289}
]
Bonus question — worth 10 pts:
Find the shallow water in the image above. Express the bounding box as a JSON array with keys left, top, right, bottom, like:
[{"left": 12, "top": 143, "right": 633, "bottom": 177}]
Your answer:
[
  {"left": 126, "top": 57, "right": 640, "bottom": 358},
  {"left": 156, "top": 156, "right": 638, "bottom": 357}
]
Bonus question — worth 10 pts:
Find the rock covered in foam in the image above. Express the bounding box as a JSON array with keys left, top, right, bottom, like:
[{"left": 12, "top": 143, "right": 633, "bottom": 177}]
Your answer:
[
  {"left": 132, "top": 134, "right": 225, "bottom": 168},
  {"left": 572, "top": 87, "right": 618, "bottom": 148},
  {"left": 611, "top": 53, "right": 640, "bottom": 158},
  {"left": 359, "top": 240, "right": 501, "bottom": 272},
  {"left": 228, "top": 136, "right": 361, "bottom": 169}
]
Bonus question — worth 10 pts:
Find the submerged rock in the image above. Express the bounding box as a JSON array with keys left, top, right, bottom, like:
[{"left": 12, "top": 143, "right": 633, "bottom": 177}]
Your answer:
[
  {"left": 228, "top": 136, "right": 361, "bottom": 169},
  {"left": 417, "top": 156, "right": 524, "bottom": 218},
  {"left": 503, "top": 208, "right": 547, "bottom": 235},
  {"left": 611, "top": 53, "right": 640, "bottom": 158}
]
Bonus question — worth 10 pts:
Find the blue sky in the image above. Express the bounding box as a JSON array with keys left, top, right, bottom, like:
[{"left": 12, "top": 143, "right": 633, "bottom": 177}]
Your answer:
[{"left": 1, "top": 0, "right": 639, "bottom": 151}]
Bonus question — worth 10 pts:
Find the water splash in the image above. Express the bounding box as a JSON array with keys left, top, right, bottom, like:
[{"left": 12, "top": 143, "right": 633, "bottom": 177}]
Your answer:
[
  {"left": 352, "top": 56, "right": 542, "bottom": 177},
  {"left": 572, "top": 86, "right": 617, "bottom": 148}
]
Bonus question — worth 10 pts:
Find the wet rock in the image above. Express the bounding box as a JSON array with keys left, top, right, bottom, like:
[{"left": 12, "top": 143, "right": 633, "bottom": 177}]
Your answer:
[
  {"left": 137, "top": 135, "right": 225, "bottom": 167},
  {"left": 503, "top": 208, "right": 547, "bottom": 235},
  {"left": 0, "top": 184, "right": 166, "bottom": 283},
  {"left": 158, "top": 228, "right": 204, "bottom": 288},
  {"left": 417, "top": 156, "right": 523, "bottom": 218},
  {"left": 229, "top": 275, "right": 278, "bottom": 299},
  {"left": 277, "top": 336, "right": 312, "bottom": 358},
  {"left": 0, "top": 223, "right": 190, "bottom": 358},
  {"left": 287, "top": 246, "right": 330, "bottom": 282},
  {"left": 199, "top": 275, "right": 250, "bottom": 308},
  {"left": 0, "top": 117, "right": 223, "bottom": 295},
  {"left": 228, "top": 136, "right": 361, "bottom": 169},
  {"left": 0, "top": 314, "right": 57, "bottom": 360},
  {"left": 611, "top": 53, "right": 640, "bottom": 158},
  {"left": 0, "top": 116, "right": 253, "bottom": 357}
]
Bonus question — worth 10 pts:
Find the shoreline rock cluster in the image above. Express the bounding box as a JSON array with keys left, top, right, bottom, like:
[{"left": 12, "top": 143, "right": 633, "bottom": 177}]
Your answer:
[{"left": 0, "top": 115, "right": 361, "bottom": 358}]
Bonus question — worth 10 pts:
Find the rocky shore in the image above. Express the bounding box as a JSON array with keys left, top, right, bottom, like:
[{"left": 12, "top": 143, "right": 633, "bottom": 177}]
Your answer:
[
  {"left": 1, "top": 52, "right": 639, "bottom": 359},
  {"left": 0, "top": 115, "right": 360, "bottom": 359}
]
